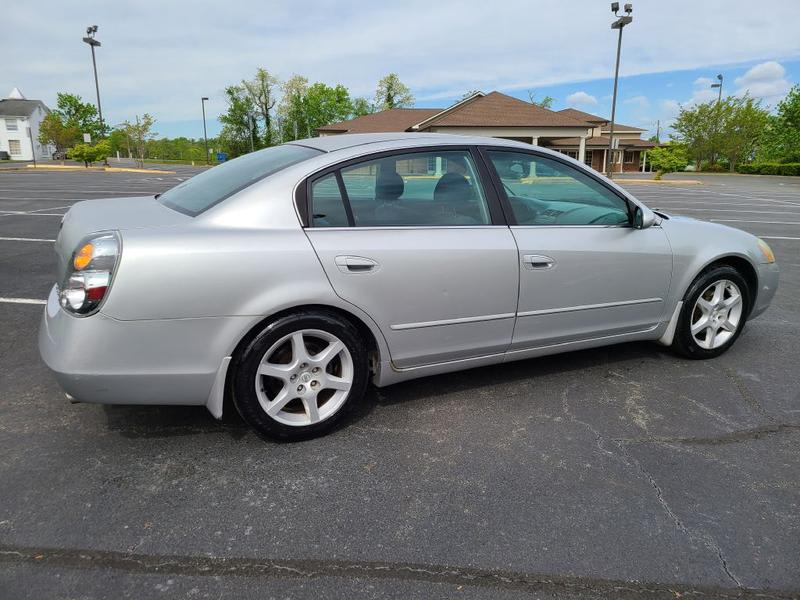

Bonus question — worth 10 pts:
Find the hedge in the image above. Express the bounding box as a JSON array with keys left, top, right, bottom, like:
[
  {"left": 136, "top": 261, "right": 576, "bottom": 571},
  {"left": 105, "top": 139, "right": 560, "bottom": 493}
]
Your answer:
[{"left": 736, "top": 162, "right": 800, "bottom": 176}]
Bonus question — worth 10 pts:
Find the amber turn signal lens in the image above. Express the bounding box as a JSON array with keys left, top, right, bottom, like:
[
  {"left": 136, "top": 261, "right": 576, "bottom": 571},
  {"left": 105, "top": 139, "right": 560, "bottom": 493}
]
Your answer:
[
  {"left": 73, "top": 243, "right": 94, "bottom": 270},
  {"left": 757, "top": 239, "right": 775, "bottom": 264}
]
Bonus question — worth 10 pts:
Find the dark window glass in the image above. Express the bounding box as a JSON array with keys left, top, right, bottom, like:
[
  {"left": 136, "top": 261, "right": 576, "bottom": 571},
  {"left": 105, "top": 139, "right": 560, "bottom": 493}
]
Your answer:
[
  {"left": 337, "top": 151, "right": 490, "bottom": 227},
  {"left": 158, "top": 144, "right": 322, "bottom": 216},
  {"left": 310, "top": 174, "right": 349, "bottom": 227},
  {"left": 487, "top": 150, "right": 630, "bottom": 226}
]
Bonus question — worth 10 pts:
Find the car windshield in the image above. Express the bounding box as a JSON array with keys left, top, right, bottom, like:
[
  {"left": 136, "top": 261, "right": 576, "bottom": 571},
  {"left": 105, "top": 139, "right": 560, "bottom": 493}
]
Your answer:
[{"left": 157, "top": 144, "right": 323, "bottom": 216}]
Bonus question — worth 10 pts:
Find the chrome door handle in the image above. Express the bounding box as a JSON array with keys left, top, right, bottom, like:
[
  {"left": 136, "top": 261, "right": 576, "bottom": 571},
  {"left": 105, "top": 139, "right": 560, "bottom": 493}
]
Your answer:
[
  {"left": 334, "top": 255, "right": 379, "bottom": 273},
  {"left": 522, "top": 254, "right": 556, "bottom": 270}
]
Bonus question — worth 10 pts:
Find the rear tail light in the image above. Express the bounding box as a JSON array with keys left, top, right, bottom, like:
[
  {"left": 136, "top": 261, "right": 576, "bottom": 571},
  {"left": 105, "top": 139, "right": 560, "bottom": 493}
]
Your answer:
[{"left": 59, "top": 232, "right": 120, "bottom": 316}]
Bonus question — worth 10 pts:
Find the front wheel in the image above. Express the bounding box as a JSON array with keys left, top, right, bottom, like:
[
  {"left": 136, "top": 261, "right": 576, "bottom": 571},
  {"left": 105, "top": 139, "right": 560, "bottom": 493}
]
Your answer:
[
  {"left": 671, "top": 265, "right": 750, "bottom": 359},
  {"left": 232, "top": 311, "right": 369, "bottom": 441}
]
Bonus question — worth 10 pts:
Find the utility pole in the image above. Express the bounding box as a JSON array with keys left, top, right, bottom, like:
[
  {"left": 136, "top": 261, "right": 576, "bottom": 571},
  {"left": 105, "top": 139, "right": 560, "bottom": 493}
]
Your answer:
[
  {"left": 655, "top": 119, "right": 660, "bottom": 143},
  {"left": 201, "top": 97, "right": 209, "bottom": 165},
  {"left": 604, "top": 3, "right": 633, "bottom": 178},
  {"left": 710, "top": 74, "right": 724, "bottom": 165}
]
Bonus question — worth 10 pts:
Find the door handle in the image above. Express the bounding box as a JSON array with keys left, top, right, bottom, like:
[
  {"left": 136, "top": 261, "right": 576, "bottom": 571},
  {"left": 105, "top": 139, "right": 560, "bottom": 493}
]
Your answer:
[
  {"left": 522, "top": 254, "right": 556, "bottom": 270},
  {"left": 334, "top": 255, "right": 379, "bottom": 273}
]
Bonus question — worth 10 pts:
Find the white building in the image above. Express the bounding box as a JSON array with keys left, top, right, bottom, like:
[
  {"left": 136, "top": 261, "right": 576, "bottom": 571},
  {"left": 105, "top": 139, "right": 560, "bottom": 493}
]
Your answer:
[{"left": 0, "top": 88, "right": 55, "bottom": 161}]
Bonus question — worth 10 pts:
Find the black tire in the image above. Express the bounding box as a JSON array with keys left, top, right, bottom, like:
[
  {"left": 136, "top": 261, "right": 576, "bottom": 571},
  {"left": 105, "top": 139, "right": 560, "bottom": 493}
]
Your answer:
[
  {"left": 232, "top": 311, "right": 369, "bottom": 441},
  {"left": 671, "top": 265, "right": 751, "bottom": 359}
]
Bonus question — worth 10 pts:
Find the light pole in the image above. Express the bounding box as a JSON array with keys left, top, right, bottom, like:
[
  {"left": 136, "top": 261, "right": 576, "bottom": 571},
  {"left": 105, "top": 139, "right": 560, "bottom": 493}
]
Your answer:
[
  {"left": 201, "top": 97, "right": 209, "bottom": 165},
  {"left": 709, "top": 74, "right": 724, "bottom": 166},
  {"left": 604, "top": 3, "right": 633, "bottom": 178},
  {"left": 82, "top": 25, "right": 105, "bottom": 136},
  {"left": 711, "top": 73, "right": 724, "bottom": 104}
]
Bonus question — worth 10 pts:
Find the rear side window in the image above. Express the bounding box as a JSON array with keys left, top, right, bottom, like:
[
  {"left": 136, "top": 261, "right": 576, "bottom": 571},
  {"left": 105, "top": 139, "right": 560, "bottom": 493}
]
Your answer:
[
  {"left": 312, "top": 150, "right": 491, "bottom": 227},
  {"left": 310, "top": 174, "right": 349, "bottom": 227},
  {"left": 158, "top": 144, "right": 322, "bottom": 216}
]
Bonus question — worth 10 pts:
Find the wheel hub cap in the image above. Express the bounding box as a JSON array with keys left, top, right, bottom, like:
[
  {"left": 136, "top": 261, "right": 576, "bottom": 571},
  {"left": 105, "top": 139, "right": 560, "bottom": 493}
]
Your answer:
[{"left": 690, "top": 279, "right": 743, "bottom": 350}]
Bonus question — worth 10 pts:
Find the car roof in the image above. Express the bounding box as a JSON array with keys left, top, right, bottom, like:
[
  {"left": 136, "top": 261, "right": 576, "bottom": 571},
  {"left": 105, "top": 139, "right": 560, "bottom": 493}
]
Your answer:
[{"left": 286, "top": 132, "right": 534, "bottom": 153}]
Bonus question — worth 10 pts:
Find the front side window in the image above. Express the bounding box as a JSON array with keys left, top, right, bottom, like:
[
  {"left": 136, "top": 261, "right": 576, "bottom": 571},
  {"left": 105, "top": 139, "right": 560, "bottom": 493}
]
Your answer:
[
  {"left": 486, "top": 150, "right": 630, "bottom": 226},
  {"left": 158, "top": 144, "right": 322, "bottom": 216},
  {"left": 332, "top": 150, "right": 491, "bottom": 227}
]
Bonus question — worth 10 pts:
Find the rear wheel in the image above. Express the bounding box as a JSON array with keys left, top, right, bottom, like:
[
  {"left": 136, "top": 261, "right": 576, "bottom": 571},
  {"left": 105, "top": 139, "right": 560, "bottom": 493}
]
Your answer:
[
  {"left": 232, "top": 312, "right": 368, "bottom": 441},
  {"left": 671, "top": 265, "right": 750, "bottom": 359}
]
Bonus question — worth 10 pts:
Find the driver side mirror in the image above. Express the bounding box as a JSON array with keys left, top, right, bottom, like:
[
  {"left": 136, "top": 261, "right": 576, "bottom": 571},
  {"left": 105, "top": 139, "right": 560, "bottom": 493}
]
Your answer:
[{"left": 633, "top": 205, "right": 657, "bottom": 229}]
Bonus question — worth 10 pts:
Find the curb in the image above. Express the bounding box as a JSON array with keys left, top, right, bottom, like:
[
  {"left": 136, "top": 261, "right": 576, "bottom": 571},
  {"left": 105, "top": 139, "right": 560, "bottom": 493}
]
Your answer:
[{"left": 9, "top": 165, "right": 176, "bottom": 174}]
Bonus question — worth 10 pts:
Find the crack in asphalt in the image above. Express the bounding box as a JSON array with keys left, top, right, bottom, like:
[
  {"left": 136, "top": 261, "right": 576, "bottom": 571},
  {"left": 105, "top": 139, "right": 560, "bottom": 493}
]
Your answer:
[
  {"left": 615, "top": 423, "right": 800, "bottom": 446},
  {"left": 561, "top": 385, "right": 750, "bottom": 590},
  {"left": 1, "top": 544, "right": 797, "bottom": 599}
]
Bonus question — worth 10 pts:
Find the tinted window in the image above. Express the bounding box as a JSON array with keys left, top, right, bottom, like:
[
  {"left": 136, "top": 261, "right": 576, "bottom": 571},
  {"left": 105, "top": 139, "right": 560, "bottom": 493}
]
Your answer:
[
  {"left": 310, "top": 174, "right": 349, "bottom": 227},
  {"left": 487, "top": 151, "right": 630, "bottom": 226},
  {"left": 158, "top": 144, "right": 321, "bottom": 216},
  {"left": 337, "top": 150, "right": 491, "bottom": 227}
]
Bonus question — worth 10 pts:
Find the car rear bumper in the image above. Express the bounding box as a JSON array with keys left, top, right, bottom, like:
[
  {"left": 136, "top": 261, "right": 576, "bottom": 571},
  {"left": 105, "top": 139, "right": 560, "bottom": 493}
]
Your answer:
[
  {"left": 38, "top": 285, "right": 253, "bottom": 407},
  {"left": 751, "top": 262, "right": 779, "bottom": 319}
]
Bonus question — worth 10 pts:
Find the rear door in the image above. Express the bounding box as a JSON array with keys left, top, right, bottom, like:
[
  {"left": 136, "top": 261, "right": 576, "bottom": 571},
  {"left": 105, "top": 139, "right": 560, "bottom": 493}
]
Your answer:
[
  {"left": 303, "top": 147, "right": 519, "bottom": 368},
  {"left": 480, "top": 148, "right": 673, "bottom": 350}
]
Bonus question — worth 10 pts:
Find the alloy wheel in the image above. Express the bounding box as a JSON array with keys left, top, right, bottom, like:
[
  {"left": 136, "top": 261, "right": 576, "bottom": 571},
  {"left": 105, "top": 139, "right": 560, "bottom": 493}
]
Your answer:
[
  {"left": 254, "top": 329, "right": 354, "bottom": 426},
  {"left": 690, "top": 279, "right": 743, "bottom": 350}
]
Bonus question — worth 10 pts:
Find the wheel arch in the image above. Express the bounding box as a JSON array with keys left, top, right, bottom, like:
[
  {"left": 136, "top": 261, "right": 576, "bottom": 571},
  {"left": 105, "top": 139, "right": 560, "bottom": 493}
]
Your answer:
[
  {"left": 693, "top": 254, "right": 758, "bottom": 315},
  {"left": 217, "top": 303, "right": 385, "bottom": 419}
]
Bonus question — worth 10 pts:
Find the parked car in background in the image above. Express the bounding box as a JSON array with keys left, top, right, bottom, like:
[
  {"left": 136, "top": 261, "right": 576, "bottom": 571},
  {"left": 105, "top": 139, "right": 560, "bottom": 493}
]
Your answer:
[
  {"left": 39, "top": 133, "right": 778, "bottom": 441},
  {"left": 0, "top": 150, "right": 10, "bottom": 160},
  {"left": 52, "top": 150, "right": 67, "bottom": 161}
]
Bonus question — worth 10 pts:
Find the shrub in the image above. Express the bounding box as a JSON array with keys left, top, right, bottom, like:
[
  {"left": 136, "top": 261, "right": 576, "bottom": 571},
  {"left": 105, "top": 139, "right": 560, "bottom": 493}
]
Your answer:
[
  {"left": 735, "top": 162, "right": 800, "bottom": 176},
  {"left": 702, "top": 163, "right": 726, "bottom": 173},
  {"left": 648, "top": 145, "right": 688, "bottom": 173}
]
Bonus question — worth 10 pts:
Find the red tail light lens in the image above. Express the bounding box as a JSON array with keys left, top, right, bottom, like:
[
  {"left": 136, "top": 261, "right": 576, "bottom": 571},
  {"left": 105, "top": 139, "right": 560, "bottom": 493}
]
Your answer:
[{"left": 59, "top": 233, "right": 120, "bottom": 316}]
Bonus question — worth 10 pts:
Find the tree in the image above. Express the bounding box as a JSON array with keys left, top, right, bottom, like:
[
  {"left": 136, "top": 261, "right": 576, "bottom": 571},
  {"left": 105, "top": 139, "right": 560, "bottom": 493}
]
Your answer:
[
  {"left": 303, "top": 83, "right": 353, "bottom": 133},
  {"left": 351, "top": 97, "right": 374, "bottom": 117},
  {"left": 67, "top": 140, "right": 110, "bottom": 167},
  {"left": 38, "top": 112, "right": 80, "bottom": 160},
  {"left": 119, "top": 114, "right": 157, "bottom": 168},
  {"left": 54, "top": 93, "right": 104, "bottom": 140},
  {"left": 527, "top": 90, "right": 554, "bottom": 109},
  {"left": 277, "top": 75, "right": 310, "bottom": 141},
  {"left": 375, "top": 73, "right": 414, "bottom": 110},
  {"left": 671, "top": 95, "right": 769, "bottom": 170},
  {"left": 242, "top": 68, "right": 280, "bottom": 147},
  {"left": 218, "top": 85, "right": 258, "bottom": 157},
  {"left": 758, "top": 85, "right": 800, "bottom": 163},
  {"left": 647, "top": 144, "right": 688, "bottom": 174}
]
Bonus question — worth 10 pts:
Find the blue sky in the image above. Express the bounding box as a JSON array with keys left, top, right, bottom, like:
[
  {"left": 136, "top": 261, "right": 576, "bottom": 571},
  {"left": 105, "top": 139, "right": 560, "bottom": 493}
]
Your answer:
[{"left": 4, "top": 1, "right": 800, "bottom": 140}]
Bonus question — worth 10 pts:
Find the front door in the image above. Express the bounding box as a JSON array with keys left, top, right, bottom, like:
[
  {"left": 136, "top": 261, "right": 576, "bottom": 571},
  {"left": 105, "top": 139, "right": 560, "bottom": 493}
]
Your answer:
[
  {"left": 305, "top": 148, "right": 519, "bottom": 368},
  {"left": 481, "top": 148, "right": 673, "bottom": 349}
]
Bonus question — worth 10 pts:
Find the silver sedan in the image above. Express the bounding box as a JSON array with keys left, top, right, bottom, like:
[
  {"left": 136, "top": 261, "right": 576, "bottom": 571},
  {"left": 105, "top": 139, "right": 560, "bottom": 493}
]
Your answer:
[{"left": 39, "top": 133, "right": 779, "bottom": 441}]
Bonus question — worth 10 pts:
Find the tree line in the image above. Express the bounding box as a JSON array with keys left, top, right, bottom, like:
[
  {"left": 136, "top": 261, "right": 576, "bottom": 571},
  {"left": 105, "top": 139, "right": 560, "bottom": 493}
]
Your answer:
[
  {"left": 38, "top": 71, "right": 414, "bottom": 165},
  {"left": 648, "top": 85, "right": 800, "bottom": 175}
]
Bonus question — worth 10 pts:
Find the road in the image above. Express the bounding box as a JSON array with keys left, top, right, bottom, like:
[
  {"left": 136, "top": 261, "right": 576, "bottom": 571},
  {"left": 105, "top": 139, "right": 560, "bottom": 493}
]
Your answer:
[{"left": 1, "top": 168, "right": 798, "bottom": 599}]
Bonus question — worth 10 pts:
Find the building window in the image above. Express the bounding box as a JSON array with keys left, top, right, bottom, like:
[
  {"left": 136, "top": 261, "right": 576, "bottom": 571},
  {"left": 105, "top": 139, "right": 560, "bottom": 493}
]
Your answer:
[
  {"left": 624, "top": 150, "right": 636, "bottom": 164},
  {"left": 584, "top": 150, "right": 593, "bottom": 166},
  {"left": 558, "top": 150, "right": 578, "bottom": 159},
  {"left": 5, "top": 119, "right": 19, "bottom": 131},
  {"left": 8, "top": 140, "right": 22, "bottom": 155}
]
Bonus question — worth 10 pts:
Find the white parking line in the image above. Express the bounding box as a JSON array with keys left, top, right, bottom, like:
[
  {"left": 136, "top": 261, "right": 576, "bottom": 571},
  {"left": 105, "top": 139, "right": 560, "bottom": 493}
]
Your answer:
[
  {"left": 0, "top": 212, "right": 65, "bottom": 217},
  {"left": 0, "top": 236, "right": 56, "bottom": 242},
  {"left": 759, "top": 236, "right": 800, "bottom": 241},
  {"left": 661, "top": 208, "right": 800, "bottom": 215},
  {"left": 711, "top": 219, "right": 800, "bottom": 225},
  {"left": 0, "top": 297, "right": 46, "bottom": 305}
]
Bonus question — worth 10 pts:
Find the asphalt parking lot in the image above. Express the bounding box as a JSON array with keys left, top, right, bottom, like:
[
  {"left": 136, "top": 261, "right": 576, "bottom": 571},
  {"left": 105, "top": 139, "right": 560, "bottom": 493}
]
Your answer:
[{"left": 1, "top": 168, "right": 798, "bottom": 599}]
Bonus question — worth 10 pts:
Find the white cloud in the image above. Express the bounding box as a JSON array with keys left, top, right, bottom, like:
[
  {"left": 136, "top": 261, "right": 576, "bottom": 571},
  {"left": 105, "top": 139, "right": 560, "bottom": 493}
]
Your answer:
[
  {"left": 660, "top": 99, "right": 680, "bottom": 118},
  {"left": 734, "top": 61, "right": 791, "bottom": 101},
  {"left": 3, "top": 1, "right": 800, "bottom": 132},
  {"left": 566, "top": 91, "right": 598, "bottom": 107}
]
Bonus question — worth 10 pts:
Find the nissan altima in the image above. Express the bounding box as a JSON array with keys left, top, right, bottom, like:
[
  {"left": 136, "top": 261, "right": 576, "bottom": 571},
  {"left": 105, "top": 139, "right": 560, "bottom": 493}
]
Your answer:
[{"left": 39, "top": 133, "right": 779, "bottom": 441}]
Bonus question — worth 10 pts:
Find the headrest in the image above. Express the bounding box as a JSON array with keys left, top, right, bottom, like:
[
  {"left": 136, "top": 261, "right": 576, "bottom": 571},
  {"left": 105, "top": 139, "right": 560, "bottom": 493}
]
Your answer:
[
  {"left": 434, "top": 173, "right": 473, "bottom": 203},
  {"left": 376, "top": 170, "right": 404, "bottom": 202}
]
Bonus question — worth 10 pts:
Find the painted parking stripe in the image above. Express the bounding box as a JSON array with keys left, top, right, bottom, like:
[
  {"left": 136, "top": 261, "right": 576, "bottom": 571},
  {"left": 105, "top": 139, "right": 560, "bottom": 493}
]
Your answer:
[
  {"left": 0, "top": 212, "right": 65, "bottom": 217},
  {"left": 0, "top": 236, "right": 55, "bottom": 242},
  {"left": 660, "top": 208, "right": 800, "bottom": 215},
  {"left": 711, "top": 219, "right": 800, "bottom": 225},
  {"left": 0, "top": 297, "right": 46, "bottom": 305},
  {"left": 759, "top": 235, "right": 800, "bottom": 241}
]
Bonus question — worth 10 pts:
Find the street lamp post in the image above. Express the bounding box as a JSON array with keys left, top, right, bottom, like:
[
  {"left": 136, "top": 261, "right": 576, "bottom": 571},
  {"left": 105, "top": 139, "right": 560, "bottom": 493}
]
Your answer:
[
  {"left": 201, "top": 97, "right": 209, "bottom": 165},
  {"left": 711, "top": 73, "right": 724, "bottom": 103},
  {"left": 81, "top": 26, "right": 105, "bottom": 136},
  {"left": 709, "top": 74, "right": 724, "bottom": 165},
  {"left": 604, "top": 3, "right": 633, "bottom": 179}
]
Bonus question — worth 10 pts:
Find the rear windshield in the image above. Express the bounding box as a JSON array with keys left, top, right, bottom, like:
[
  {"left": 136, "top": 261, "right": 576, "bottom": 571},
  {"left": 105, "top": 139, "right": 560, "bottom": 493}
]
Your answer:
[{"left": 157, "top": 144, "right": 322, "bottom": 216}]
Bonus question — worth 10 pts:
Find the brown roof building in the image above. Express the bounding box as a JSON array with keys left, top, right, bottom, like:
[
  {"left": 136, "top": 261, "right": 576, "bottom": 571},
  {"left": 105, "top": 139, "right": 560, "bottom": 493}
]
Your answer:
[{"left": 318, "top": 91, "right": 656, "bottom": 173}]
